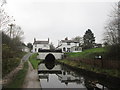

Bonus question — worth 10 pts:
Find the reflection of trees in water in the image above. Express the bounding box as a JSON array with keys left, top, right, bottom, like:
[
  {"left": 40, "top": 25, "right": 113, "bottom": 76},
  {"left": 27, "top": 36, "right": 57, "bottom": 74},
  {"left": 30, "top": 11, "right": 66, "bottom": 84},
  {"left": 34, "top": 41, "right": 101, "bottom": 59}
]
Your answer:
[
  {"left": 61, "top": 64, "right": 108, "bottom": 90},
  {"left": 61, "top": 64, "right": 107, "bottom": 90}
]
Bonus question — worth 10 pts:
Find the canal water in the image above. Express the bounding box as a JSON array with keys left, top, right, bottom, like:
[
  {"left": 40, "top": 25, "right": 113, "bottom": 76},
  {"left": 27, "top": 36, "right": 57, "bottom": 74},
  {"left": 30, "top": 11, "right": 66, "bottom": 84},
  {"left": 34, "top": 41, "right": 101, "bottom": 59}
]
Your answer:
[{"left": 38, "top": 61, "right": 113, "bottom": 89}]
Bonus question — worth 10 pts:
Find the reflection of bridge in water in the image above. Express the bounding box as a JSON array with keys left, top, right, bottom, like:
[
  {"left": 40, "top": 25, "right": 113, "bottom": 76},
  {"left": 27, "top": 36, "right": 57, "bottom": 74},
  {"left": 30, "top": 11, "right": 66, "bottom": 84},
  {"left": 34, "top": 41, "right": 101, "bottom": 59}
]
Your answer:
[
  {"left": 38, "top": 63, "right": 62, "bottom": 74},
  {"left": 38, "top": 61, "right": 108, "bottom": 89},
  {"left": 38, "top": 61, "right": 84, "bottom": 87},
  {"left": 57, "top": 72, "right": 83, "bottom": 85}
]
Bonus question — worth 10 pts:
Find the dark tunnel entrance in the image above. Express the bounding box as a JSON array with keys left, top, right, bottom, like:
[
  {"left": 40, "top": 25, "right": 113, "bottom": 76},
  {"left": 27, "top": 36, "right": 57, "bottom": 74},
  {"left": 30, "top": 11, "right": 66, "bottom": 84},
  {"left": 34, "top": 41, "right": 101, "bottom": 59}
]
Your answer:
[
  {"left": 45, "top": 54, "right": 55, "bottom": 62},
  {"left": 45, "top": 54, "right": 55, "bottom": 70}
]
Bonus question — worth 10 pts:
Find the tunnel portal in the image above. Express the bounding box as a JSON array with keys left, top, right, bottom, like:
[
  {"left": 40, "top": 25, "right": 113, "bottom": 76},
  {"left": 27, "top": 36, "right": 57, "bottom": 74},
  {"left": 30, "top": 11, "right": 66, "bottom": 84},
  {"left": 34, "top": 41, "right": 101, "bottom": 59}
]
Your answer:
[
  {"left": 45, "top": 54, "right": 55, "bottom": 62},
  {"left": 45, "top": 54, "right": 55, "bottom": 69}
]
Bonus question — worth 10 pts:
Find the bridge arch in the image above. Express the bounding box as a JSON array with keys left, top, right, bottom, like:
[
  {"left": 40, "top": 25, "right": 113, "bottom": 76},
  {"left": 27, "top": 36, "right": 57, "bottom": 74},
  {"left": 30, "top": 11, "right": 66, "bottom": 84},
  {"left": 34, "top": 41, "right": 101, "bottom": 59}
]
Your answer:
[{"left": 45, "top": 53, "right": 56, "bottom": 62}]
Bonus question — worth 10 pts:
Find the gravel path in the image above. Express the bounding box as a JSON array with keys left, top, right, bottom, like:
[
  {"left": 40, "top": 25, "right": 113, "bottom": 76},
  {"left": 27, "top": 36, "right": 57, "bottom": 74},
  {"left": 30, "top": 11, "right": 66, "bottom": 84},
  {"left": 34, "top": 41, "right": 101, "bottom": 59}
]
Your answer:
[
  {"left": 2, "top": 53, "right": 41, "bottom": 88},
  {"left": 22, "top": 53, "right": 32, "bottom": 62},
  {"left": 22, "top": 61, "right": 41, "bottom": 88}
]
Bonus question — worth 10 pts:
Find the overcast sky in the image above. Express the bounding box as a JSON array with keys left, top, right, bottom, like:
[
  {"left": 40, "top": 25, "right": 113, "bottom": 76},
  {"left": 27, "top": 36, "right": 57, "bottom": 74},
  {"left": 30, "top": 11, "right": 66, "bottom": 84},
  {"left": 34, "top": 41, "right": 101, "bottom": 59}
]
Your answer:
[{"left": 5, "top": 0, "right": 119, "bottom": 46}]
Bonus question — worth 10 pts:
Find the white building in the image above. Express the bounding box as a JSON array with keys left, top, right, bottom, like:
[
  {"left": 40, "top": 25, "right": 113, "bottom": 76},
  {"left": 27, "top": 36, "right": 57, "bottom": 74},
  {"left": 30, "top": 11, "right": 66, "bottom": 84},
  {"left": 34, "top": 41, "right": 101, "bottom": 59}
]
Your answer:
[
  {"left": 22, "top": 46, "right": 30, "bottom": 52},
  {"left": 32, "top": 38, "right": 50, "bottom": 53},
  {"left": 56, "top": 38, "right": 82, "bottom": 52}
]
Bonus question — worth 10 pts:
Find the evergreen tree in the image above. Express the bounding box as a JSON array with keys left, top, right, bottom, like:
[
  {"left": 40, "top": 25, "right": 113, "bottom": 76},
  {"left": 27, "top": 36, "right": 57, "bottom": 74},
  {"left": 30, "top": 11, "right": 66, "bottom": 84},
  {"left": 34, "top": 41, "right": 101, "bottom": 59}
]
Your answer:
[
  {"left": 27, "top": 43, "right": 33, "bottom": 51},
  {"left": 83, "top": 29, "right": 95, "bottom": 49}
]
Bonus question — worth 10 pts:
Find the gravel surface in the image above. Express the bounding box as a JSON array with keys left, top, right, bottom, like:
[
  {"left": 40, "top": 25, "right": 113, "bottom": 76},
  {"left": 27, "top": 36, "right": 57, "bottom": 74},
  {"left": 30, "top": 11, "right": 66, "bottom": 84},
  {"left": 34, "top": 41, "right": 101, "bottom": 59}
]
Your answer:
[
  {"left": 22, "top": 61, "right": 41, "bottom": 88},
  {"left": 2, "top": 53, "right": 41, "bottom": 88}
]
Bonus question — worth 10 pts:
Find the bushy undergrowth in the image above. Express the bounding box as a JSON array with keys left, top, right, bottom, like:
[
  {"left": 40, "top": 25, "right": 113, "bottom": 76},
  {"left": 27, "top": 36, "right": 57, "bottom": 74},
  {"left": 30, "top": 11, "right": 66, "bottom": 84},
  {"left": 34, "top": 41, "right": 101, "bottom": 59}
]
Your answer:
[
  {"left": 59, "top": 59, "right": 120, "bottom": 77},
  {"left": 2, "top": 44, "right": 26, "bottom": 77},
  {"left": 2, "top": 32, "right": 26, "bottom": 77},
  {"left": 2, "top": 58, "right": 20, "bottom": 77},
  {"left": 104, "top": 44, "right": 120, "bottom": 60},
  {"left": 4, "top": 62, "right": 28, "bottom": 88}
]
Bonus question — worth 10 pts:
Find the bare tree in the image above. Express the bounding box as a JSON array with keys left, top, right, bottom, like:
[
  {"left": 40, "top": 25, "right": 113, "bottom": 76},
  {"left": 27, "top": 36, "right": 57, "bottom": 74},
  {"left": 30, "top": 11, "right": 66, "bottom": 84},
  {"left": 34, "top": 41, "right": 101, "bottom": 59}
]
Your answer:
[
  {"left": 104, "top": 2, "right": 120, "bottom": 45},
  {"left": 0, "top": 0, "right": 14, "bottom": 32},
  {"left": 72, "top": 36, "right": 83, "bottom": 46},
  {"left": 8, "top": 24, "right": 24, "bottom": 39},
  {"left": 104, "top": 19, "right": 118, "bottom": 44},
  {"left": 0, "top": 0, "right": 6, "bottom": 7},
  {"left": 118, "top": 1, "right": 120, "bottom": 43}
]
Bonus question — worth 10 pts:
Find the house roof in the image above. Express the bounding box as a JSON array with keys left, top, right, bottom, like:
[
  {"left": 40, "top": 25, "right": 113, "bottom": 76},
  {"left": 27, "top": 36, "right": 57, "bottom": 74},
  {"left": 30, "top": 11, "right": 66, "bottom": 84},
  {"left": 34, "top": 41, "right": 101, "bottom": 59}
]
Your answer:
[
  {"left": 33, "top": 41, "right": 49, "bottom": 44},
  {"left": 56, "top": 44, "right": 62, "bottom": 49},
  {"left": 61, "top": 40, "right": 79, "bottom": 43}
]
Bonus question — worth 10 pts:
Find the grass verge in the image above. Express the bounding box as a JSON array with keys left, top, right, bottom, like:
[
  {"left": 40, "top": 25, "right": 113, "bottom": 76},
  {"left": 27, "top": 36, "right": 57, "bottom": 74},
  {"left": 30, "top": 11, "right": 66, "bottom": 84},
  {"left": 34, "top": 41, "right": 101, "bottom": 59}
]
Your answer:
[
  {"left": 4, "top": 61, "right": 28, "bottom": 88},
  {"left": 58, "top": 59, "right": 120, "bottom": 78},
  {"left": 29, "top": 53, "right": 41, "bottom": 69},
  {"left": 66, "top": 47, "right": 106, "bottom": 59}
]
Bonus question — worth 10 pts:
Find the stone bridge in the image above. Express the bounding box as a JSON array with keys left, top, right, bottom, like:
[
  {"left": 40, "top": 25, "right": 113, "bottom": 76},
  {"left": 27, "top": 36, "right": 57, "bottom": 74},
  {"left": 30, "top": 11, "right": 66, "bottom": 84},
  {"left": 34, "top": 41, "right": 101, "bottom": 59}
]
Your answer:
[{"left": 37, "top": 49, "right": 64, "bottom": 60}]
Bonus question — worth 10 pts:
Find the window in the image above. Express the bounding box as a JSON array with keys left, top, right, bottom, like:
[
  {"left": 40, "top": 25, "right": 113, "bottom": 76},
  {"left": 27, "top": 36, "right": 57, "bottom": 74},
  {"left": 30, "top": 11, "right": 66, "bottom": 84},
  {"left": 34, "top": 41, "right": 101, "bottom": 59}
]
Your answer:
[
  {"left": 63, "top": 47, "right": 66, "bottom": 51},
  {"left": 67, "top": 42, "right": 70, "bottom": 45},
  {"left": 75, "top": 47, "right": 78, "bottom": 51},
  {"left": 35, "top": 48, "right": 37, "bottom": 52},
  {"left": 67, "top": 48, "right": 70, "bottom": 52},
  {"left": 38, "top": 48, "right": 42, "bottom": 52}
]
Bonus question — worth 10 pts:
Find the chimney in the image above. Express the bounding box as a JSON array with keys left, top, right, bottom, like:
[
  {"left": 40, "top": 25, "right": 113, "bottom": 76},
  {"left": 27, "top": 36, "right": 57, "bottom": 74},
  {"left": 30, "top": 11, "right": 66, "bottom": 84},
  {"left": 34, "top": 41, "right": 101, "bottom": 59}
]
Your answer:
[
  {"left": 48, "top": 38, "right": 49, "bottom": 43},
  {"left": 65, "top": 37, "right": 68, "bottom": 40},
  {"left": 34, "top": 38, "right": 36, "bottom": 42}
]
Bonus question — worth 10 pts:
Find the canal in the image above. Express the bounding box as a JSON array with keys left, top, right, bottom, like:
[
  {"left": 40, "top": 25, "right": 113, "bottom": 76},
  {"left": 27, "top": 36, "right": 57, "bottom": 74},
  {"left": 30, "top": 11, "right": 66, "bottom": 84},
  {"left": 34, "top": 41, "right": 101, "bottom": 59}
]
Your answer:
[{"left": 38, "top": 60, "right": 119, "bottom": 89}]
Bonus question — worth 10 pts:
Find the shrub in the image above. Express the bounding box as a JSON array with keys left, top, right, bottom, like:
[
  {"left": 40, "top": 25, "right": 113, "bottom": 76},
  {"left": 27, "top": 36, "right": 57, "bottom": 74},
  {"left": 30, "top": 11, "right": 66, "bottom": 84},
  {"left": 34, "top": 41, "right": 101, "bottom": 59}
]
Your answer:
[{"left": 104, "top": 44, "right": 120, "bottom": 60}]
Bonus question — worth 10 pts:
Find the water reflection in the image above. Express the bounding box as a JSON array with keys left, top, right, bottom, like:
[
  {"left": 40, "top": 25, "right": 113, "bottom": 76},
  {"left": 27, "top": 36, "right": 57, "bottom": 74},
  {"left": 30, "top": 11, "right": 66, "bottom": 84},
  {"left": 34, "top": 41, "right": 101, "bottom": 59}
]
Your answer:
[
  {"left": 39, "top": 74, "right": 49, "bottom": 82},
  {"left": 57, "top": 71, "right": 84, "bottom": 86},
  {"left": 38, "top": 61, "right": 108, "bottom": 89}
]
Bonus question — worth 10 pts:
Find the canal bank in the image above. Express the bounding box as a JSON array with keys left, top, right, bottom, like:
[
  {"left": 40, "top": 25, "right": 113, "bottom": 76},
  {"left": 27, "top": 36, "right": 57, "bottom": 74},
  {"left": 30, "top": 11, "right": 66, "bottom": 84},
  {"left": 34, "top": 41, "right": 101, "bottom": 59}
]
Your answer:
[
  {"left": 57, "top": 60, "right": 120, "bottom": 89},
  {"left": 38, "top": 60, "right": 120, "bottom": 89},
  {"left": 28, "top": 53, "right": 120, "bottom": 89}
]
